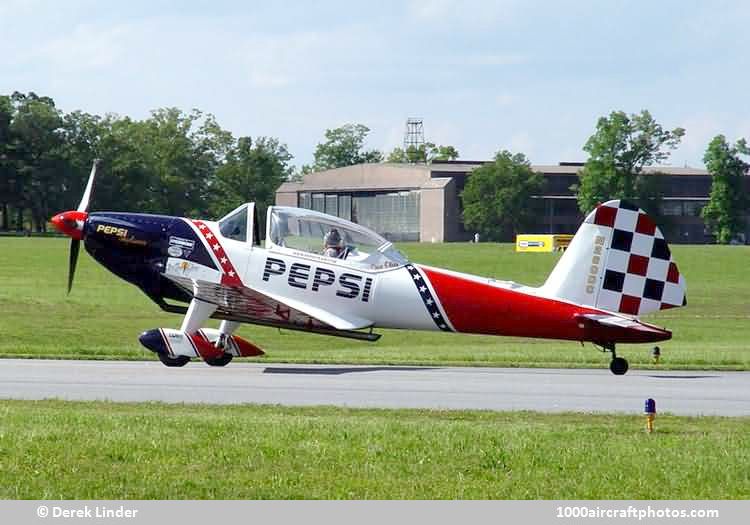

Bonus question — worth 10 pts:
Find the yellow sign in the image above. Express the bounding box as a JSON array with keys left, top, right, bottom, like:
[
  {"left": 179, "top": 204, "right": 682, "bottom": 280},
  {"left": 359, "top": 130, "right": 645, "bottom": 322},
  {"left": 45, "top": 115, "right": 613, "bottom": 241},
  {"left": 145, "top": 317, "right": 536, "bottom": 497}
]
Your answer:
[{"left": 515, "top": 234, "right": 573, "bottom": 252}]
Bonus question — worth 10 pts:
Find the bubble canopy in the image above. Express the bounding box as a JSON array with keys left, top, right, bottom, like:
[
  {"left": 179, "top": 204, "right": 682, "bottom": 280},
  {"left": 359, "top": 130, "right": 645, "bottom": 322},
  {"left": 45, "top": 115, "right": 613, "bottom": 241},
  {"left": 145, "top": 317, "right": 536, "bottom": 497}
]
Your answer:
[{"left": 266, "top": 206, "right": 408, "bottom": 270}]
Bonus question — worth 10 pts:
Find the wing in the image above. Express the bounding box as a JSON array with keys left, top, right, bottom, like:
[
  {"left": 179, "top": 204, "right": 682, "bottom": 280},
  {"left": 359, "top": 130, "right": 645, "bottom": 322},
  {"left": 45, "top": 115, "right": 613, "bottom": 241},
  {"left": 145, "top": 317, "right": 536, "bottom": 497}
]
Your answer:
[{"left": 163, "top": 274, "right": 379, "bottom": 341}]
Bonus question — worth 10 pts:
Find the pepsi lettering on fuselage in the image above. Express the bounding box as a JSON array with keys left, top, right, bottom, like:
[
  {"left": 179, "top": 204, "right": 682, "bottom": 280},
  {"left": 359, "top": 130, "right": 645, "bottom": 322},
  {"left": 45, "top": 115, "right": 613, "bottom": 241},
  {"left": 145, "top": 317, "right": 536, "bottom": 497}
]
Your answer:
[{"left": 262, "top": 257, "right": 372, "bottom": 302}]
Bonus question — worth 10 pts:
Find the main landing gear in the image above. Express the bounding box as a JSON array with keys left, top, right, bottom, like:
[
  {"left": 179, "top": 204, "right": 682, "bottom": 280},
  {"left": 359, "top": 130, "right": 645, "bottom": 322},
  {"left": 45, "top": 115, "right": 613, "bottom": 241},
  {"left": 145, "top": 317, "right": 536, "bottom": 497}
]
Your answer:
[
  {"left": 205, "top": 353, "right": 233, "bottom": 367},
  {"left": 158, "top": 353, "right": 190, "bottom": 368},
  {"left": 598, "top": 342, "right": 629, "bottom": 375}
]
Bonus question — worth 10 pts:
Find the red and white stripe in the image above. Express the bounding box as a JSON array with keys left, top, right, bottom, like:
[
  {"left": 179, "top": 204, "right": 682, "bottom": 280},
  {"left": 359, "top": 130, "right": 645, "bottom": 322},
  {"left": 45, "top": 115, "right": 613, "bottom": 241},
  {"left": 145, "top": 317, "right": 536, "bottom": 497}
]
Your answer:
[{"left": 189, "top": 219, "right": 243, "bottom": 287}]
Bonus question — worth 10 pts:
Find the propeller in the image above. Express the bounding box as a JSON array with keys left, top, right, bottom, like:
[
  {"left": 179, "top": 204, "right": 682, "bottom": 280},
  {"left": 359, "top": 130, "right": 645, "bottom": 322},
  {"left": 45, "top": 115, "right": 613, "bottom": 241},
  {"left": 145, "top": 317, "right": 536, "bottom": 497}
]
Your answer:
[
  {"left": 68, "top": 237, "right": 80, "bottom": 294},
  {"left": 77, "top": 160, "right": 99, "bottom": 212},
  {"left": 50, "top": 160, "right": 100, "bottom": 294}
]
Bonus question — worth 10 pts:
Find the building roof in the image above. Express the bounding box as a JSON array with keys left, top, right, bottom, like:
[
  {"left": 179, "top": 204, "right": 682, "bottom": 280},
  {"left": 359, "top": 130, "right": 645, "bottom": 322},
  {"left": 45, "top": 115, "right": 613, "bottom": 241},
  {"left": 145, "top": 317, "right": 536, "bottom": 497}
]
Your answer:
[
  {"left": 278, "top": 161, "right": 712, "bottom": 195},
  {"left": 431, "top": 160, "right": 709, "bottom": 176},
  {"left": 277, "top": 163, "right": 431, "bottom": 193}
]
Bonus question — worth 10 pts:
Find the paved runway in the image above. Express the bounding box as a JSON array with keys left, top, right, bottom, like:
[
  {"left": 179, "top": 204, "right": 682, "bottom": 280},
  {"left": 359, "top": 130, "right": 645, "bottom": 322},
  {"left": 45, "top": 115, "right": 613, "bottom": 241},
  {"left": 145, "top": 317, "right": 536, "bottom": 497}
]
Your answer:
[{"left": 0, "top": 359, "right": 748, "bottom": 416}]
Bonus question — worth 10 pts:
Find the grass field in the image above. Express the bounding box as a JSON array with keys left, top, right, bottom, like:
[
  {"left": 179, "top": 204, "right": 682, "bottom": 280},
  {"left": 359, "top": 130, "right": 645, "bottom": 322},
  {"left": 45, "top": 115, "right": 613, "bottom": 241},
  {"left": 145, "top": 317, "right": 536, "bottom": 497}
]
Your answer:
[
  {"left": 0, "top": 238, "right": 748, "bottom": 369},
  {"left": 1, "top": 399, "right": 748, "bottom": 499}
]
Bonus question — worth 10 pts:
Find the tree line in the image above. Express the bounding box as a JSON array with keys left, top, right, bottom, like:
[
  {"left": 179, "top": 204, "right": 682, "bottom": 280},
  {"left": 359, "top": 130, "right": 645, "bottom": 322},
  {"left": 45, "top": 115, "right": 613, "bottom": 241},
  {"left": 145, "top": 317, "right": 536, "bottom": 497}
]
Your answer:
[
  {"left": 0, "top": 94, "right": 458, "bottom": 233},
  {"left": 1, "top": 92, "right": 747, "bottom": 243},
  {"left": 0, "top": 92, "right": 292, "bottom": 232}
]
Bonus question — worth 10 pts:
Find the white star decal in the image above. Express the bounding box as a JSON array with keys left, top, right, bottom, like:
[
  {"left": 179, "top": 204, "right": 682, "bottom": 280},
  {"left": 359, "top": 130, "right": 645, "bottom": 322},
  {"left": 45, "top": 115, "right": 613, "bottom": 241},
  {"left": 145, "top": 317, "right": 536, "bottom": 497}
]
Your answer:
[
  {"left": 439, "top": 324, "right": 447, "bottom": 329},
  {"left": 213, "top": 244, "right": 220, "bottom": 251},
  {"left": 228, "top": 271, "right": 235, "bottom": 277},
  {"left": 433, "top": 312, "right": 440, "bottom": 318},
  {"left": 413, "top": 274, "right": 421, "bottom": 281},
  {"left": 419, "top": 285, "right": 427, "bottom": 292},
  {"left": 220, "top": 257, "right": 228, "bottom": 264},
  {"left": 198, "top": 224, "right": 206, "bottom": 230},
  {"left": 426, "top": 298, "right": 433, "bottom": 305},
  {"left": 206, "top": 233, "right": 213, "bottom": 239}
]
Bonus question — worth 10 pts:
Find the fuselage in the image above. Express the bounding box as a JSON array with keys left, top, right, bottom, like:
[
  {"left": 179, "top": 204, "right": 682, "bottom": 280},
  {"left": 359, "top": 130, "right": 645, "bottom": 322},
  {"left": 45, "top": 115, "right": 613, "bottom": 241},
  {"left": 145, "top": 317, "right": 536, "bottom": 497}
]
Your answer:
[{"left": 78, "top": 211, "right": 671, "bottom": 345}]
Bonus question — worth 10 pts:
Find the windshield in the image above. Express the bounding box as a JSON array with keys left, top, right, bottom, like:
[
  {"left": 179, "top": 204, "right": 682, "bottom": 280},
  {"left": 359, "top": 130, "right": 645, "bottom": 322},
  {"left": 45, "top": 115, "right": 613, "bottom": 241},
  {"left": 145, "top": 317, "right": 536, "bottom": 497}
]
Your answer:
[
  {"left": 268, "top": 207, "right": 408, "bottom": 270},
  {"left": 218, "top": 205, "right": 248, "bottom": 242}
]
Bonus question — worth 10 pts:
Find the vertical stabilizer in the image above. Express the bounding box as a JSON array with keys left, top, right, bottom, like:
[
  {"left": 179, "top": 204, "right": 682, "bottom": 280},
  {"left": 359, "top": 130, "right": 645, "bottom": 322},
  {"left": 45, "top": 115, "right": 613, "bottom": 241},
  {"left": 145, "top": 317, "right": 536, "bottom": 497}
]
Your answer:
[{"left": 541, "top": 200, "right": 686, "bottom": 317}]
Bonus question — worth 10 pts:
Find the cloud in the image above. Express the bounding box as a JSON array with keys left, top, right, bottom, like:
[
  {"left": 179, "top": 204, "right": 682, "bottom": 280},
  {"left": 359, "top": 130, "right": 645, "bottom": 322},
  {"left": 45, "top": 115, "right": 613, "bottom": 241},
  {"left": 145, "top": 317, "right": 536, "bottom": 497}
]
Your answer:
[
  {"left": 507, "top": 131, "right": 534, "bottom": 157},
  {"left": 465, "top": 53, "right": 526, "bottom": 67},
  {"left": 36, "top": 23, "right": 130, "bottom": 71},
  {"left": 674, "top": 114, "right": 721, "bottom": 168},
  {"left": 494, "top": 93, "right": 516, "bottom": 107},
  {"left": 234, "top": 32, "right": 327, "bottom": 89},
  {"left": 407, "top": 0, "right": 519, "bottom": 28}
]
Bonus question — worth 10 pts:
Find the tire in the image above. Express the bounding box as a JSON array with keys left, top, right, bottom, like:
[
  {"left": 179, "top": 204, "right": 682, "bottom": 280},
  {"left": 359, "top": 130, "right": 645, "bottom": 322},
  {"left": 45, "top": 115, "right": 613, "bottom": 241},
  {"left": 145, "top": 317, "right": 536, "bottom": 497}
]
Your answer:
[
  {"left": 205, "top": 353, "right": 233, "bottom": 367},
  {"left": 158, "top": 353, "right": 190, "bottom": 367},
  {"left": 609, "top": 357, "right": 629, "bottom": 375}
]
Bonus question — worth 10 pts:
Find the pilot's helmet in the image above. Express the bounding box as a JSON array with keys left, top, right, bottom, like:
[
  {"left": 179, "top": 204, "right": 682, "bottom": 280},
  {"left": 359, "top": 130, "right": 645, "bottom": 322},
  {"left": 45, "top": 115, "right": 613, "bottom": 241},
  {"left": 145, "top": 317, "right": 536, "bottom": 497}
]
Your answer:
[{"left": 324, "top": 228, "right": 343, "bottom": 248}]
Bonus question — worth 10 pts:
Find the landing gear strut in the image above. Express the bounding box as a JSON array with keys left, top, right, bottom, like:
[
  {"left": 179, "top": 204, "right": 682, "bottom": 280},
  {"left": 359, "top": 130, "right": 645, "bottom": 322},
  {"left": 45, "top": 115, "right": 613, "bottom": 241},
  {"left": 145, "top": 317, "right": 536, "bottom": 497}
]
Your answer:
[{"left": 599, "top": 342, "right": 629, "bottom": 375}]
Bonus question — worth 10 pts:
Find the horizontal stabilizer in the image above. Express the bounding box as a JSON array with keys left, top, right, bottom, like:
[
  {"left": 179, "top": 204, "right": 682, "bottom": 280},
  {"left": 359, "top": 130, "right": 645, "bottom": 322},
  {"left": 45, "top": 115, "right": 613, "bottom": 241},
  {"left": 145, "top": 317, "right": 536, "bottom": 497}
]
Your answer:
[{"left": 574, "top": 313, "right": 671, "bottom": 344}]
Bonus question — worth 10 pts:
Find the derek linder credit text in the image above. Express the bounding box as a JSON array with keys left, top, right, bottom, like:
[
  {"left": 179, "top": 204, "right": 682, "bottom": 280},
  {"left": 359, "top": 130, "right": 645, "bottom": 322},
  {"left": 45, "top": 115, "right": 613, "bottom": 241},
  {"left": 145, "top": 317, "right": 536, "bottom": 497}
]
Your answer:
[
  {"left": 37, "top": 505, "right": 139, "bottom": 519},
  {"left": 556, "top": 505, "right": 719, "bottom": 520}
]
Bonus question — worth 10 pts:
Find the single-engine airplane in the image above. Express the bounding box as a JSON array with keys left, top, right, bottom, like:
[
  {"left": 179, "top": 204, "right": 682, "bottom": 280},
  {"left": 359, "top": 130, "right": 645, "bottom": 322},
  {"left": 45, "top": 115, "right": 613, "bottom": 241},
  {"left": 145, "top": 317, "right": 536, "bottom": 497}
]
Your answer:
[{"left": 51, "top": 161, "right": 686, "bottom": 374}]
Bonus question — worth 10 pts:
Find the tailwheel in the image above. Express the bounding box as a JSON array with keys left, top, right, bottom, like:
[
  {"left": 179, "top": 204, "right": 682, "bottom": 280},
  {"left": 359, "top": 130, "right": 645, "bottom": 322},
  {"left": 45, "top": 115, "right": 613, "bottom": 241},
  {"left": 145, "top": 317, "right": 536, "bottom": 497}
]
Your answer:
[
  {"left": 158, "top": 353, "right": 190, "bottom": 367},
  {"left": 205, "top": 353, "right": 233, "bottom": 367},
  {"left": 609, "top": 356, "right": 629, "bottom": 375},
  {"left": 597, "top": 342, "right": 629, "bottom": 375}
]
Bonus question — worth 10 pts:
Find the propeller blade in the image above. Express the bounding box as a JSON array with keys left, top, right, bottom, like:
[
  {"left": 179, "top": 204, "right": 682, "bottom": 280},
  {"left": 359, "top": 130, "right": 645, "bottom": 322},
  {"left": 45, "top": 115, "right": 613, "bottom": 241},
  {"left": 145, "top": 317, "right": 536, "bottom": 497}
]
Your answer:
[
  {"left": 76, "top": 159, "right": 100, "bottom": 213},
  {"left": 68, "top": 239, "right": 80, "bottom": 294}
]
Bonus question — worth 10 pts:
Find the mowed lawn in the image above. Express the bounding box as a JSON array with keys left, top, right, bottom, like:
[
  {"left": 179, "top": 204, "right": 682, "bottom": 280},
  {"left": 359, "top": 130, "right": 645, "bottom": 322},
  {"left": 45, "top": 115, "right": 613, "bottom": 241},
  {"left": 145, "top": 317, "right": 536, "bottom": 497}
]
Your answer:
[
  {"left": 1, "top": 400, "right": 748, "bottom": 499},
  {"left": 0, "top": 238, "right": 748, "bottom": 370}
]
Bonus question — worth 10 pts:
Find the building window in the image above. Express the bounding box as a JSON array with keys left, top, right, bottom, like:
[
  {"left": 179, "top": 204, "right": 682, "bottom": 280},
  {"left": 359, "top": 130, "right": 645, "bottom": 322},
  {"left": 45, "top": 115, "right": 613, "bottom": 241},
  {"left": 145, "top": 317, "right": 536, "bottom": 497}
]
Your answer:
[
  {"left": 325, "top": 194, "right": 338, "bottom": 216},
  {"left": 339, "top": 195, "right": 352, "bottom": 221},
  {"left": 683, "top": 200, "right": 706, "bottom": 217},
  {"left": 298, "top": 192, "right": 311, "bottom": 209},
  {"left": 352, "top": 191, "right": 420, "bottom": 242},
  {"left": 312, "top": 193, "right": 325, "bottom": 213},
  {"left": 661, "top": 200, "right": 707, "bottom": 217},
  {"left": 661, "top": 201, "right": 683, "bottom": 216},
  {"left": 544, "top": 198, "right": 579, "bottom": 217}
]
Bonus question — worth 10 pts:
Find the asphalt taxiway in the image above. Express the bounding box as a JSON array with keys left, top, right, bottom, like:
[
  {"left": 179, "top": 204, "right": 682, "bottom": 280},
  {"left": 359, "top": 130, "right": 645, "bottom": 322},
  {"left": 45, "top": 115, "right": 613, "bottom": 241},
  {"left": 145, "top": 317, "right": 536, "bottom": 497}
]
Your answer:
[{"left": 1, "top": 359, "right": 748, "bottom": 416}]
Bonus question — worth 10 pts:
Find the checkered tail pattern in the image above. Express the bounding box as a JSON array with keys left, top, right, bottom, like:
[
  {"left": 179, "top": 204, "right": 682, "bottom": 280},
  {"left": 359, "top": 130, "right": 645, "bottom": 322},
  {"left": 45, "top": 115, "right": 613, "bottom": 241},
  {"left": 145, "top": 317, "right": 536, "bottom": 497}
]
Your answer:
[{"left": 587, "top": 200, "right": 687, "bottom": 317}]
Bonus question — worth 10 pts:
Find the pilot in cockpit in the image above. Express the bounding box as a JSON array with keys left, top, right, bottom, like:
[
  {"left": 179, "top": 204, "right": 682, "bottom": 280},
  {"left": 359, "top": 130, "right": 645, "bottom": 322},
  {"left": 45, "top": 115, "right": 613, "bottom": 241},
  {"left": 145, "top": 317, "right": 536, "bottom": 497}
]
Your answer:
[{"left": 323, "top": 228, "right": 345, "bottom": 258}]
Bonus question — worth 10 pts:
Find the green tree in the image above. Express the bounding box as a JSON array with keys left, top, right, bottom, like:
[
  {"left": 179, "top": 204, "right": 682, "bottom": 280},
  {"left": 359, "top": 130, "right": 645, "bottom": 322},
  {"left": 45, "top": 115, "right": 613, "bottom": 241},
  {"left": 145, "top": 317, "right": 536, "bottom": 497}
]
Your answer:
[
  {"left": 386, "top": 142, "right": 459, "bottom": 164},
  {"left": 576, "top": 110, "right": 685, "bottom": 215},
  {"left": 59, "top": 111, "right": 105, "bottom": 211},
  {"left": 0, "top": 95, "right": 13, "bottom": 229},
  {"left": 210, "top": 136, "right": 293, "bottom": 230},
  {"left": 461, "top": 150, "right": 544, "bottom": 241},
  {"left": 7, "top": 92, "right": 66, "bottom": 231},
  {"left": 311, "top": 124, "right": 382, "bottom": 171},
  {"left": 701, "top": 135, "right": 749, "bottom": 244}
]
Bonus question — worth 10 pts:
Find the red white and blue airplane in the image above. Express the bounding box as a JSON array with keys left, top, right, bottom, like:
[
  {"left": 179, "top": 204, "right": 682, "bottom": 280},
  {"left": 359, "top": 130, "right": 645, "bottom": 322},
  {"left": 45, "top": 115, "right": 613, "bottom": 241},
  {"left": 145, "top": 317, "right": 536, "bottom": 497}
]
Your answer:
[{"left": 51, "top": 162, "right": 686, "bottom": 374}]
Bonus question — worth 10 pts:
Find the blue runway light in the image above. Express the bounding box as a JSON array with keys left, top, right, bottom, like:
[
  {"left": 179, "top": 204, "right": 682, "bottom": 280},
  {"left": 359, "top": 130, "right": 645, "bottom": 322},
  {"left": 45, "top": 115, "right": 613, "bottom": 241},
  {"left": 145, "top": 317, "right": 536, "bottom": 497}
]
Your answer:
[{"left": 644, "top": 398, "right": 656, "bottom": 433}]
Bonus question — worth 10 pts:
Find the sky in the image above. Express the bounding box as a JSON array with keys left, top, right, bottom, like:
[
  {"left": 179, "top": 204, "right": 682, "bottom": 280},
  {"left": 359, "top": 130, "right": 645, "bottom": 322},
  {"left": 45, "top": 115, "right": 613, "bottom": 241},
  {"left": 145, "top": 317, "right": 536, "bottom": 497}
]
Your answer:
[{"left": 1, "top": 0, "right": 749, "bottom": 169}]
